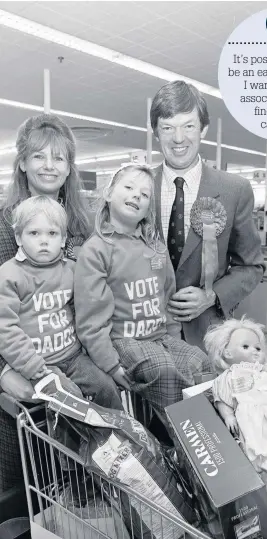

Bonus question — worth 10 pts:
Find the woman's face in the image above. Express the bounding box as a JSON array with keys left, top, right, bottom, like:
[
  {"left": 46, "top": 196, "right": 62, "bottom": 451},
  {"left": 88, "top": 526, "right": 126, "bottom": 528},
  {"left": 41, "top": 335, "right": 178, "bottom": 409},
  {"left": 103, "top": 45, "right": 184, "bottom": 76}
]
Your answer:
[{"left": 20, "top": 143, "right": 70, "bottom": 199}]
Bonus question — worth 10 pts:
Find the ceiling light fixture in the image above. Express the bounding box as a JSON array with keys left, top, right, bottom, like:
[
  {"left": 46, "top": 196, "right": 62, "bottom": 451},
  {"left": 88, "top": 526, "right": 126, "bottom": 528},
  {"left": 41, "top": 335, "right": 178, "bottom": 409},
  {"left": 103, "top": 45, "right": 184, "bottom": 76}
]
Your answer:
[
  {"left": 93, "top": 166, "right": 158, "bottom": 175},
  {"left": 76, "top": 153, "right": 131, "bottom": 165},
  {"left": 0, "top": 98, "right": 265, "bottom": 159},
  {"left": 76, "top": 150, "right": 161, "bottom": 165},
  {"left": 0, "top": 169, "right": 12, "bottom": 175},
  {"left": 0, "top": 9, "right": 221, "bottom": 99},
  {"left": 229, "top": 167, "right": 266, "bottom": 174},
  {"left": 0, "top": 146, "right": 17, "bottom": 156},
  {"left": 92, "top": 169, "right": 118, "bottom": 175},
  {"left": 0, "top": 97, "right": 146, "bottom": 132},
  {"left": 220, "top": 144, "right": 265, "bottom": 157},
  {"left": 201, "top": 139, "right": 266, "bottom": 157}
]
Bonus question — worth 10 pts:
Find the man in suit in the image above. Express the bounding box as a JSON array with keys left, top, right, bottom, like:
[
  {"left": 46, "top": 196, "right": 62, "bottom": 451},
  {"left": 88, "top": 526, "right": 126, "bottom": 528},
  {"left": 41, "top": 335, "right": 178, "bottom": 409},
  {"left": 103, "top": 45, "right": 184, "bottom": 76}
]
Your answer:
[{"left": 151, "top": 80, "right": 265, "bottom": 349}]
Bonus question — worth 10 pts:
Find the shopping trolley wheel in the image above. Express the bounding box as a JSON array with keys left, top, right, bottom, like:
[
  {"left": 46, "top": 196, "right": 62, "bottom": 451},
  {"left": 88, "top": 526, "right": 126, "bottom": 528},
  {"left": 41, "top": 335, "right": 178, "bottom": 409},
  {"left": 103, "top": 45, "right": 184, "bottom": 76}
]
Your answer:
[{"left": 0, "top": 516, "right": 30, "bottom": 539}]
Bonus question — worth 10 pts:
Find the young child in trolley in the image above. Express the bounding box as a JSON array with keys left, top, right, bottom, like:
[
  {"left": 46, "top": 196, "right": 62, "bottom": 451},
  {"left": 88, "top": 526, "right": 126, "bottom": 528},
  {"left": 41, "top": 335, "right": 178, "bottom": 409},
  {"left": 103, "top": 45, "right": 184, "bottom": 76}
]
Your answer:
[
  {"left": 74, "top": 164, "right": 212, "bottom": 431},
  {"left": 204, "top": 316, "right": 267, "bottom": 480},
  {"left": 0, "top": 196, "right": 123, "bottom": 410}
]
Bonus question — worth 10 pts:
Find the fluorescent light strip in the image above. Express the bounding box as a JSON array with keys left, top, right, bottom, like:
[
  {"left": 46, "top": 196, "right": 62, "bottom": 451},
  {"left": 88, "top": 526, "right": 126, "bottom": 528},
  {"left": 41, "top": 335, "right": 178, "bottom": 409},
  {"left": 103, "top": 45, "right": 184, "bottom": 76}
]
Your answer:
[
  {"left": 0, "top": 169, "right": 12, "bottom": 175},
  {"left": 0, "top": 162, "right": 265, "bottom": 178},
  {"left": 76, "top": 150, "right": 160, "bottom": 165},
  {"left": 0, "top": 98, "right": 265, "bottom": 159},
  {"left": 0, "top": 98, "right": 146, "bottom": 133},
  {"left": 0, "top": 146, "right": 161, "bottom": 164},
  {"left": 0, "top": 10, "right": 220, "bottom": 99},
  {"left": 229, "top": 167, "right": 266, "bottom": 174},
  {"left": 0, "top": 147, "right": 16, "bottom": 156},
  {"left": 95, "top": 169, "right": 117, "bottom": 175},
  {"left": 95, "top": 165, "right": 160, "bottom": 175},
  {"left": 220, "top": 144, "right": 265, "bottom": 157},
  {"left": 201, "top": 139, "right": 266, "bottom": 157},
  {"left": 76, "top": 153, "right": 130, "bottom": 165}
]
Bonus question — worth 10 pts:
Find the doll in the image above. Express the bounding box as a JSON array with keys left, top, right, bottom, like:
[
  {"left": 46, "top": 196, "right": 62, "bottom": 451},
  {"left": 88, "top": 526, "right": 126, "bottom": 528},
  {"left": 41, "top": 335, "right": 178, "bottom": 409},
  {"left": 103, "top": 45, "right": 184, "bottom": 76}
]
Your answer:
[{"left": 204, "top": 316, "right": 267, "bottom": 477}]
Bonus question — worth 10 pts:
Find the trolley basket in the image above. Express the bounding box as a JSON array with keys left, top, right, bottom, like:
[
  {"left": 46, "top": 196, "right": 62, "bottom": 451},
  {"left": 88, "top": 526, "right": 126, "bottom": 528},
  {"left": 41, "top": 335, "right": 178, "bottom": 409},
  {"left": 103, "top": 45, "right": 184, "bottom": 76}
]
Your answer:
[{"left": 15, "top": 398, "right": 212, "bottom": 539}]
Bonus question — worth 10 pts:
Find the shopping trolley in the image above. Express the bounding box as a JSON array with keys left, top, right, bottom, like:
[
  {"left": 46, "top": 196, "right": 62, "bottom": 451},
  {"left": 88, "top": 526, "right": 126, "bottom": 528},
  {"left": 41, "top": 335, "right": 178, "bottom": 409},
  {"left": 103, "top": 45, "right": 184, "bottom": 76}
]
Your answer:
[{"left": 13, "top": 392, "right": 212, "bottom": 539}]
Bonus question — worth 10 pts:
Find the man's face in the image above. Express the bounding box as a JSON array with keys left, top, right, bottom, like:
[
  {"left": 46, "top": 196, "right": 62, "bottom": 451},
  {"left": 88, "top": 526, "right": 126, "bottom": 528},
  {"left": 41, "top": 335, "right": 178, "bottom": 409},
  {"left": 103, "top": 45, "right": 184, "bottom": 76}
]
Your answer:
[{"left": 156, "top": 108, "right": 208, "bottom": 172}]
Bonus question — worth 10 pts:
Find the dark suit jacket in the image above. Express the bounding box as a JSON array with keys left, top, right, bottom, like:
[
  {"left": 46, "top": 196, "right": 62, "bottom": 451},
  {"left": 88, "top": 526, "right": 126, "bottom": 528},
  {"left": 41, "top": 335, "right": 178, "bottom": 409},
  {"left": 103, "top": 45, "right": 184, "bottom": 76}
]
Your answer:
[{"left": 154, "top": 163, "right": 265, "bottom": 348}]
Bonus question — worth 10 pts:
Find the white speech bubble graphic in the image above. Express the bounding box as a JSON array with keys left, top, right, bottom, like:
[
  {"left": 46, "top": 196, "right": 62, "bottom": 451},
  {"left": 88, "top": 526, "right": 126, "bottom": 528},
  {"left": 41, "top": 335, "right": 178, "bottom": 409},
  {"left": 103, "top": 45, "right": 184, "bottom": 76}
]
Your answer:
[{"left": 218, "top": 10, "right": 267, "bottom": 139}]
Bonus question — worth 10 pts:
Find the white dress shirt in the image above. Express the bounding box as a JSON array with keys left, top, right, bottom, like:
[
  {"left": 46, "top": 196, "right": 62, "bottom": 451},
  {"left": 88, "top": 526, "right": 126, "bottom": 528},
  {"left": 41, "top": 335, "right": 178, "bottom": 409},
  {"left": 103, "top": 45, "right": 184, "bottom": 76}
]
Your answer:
[{"left": 161, "top": 156, "right": 202, "bottom": 244}]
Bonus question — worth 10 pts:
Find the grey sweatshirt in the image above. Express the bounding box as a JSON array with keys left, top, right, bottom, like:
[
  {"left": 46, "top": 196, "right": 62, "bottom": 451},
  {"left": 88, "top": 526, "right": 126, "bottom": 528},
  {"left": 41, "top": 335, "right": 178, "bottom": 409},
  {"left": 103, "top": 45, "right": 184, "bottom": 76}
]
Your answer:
[
  {"left": 74, "top": 225, "right": 181, "bottom": 375},
  {"left": 0, "top": 250, "right": 81, "bottom": 379}
]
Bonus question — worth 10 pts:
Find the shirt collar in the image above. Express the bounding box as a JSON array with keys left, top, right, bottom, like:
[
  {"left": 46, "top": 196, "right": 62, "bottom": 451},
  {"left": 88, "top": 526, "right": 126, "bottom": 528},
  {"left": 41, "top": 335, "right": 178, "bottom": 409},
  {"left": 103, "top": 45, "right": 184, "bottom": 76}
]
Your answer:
[
  {"left": 15, "top": 247, "right": 28, "bottom": 262},
  {"left": 163, "top": 155, "right": 202, "bottom": 190},
  {"left": 15, "top": 246, "right": 67, "bottom": 267},
  {"left": 102, "top": 222, "right": 144, "bottom": 240}
]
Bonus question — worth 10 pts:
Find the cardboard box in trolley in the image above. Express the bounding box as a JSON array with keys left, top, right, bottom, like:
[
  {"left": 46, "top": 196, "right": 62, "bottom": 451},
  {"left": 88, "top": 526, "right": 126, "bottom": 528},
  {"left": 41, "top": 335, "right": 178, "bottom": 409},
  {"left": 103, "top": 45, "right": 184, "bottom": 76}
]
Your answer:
[{"left": 166, "top": 394, "right": 267, "bottom": 539}]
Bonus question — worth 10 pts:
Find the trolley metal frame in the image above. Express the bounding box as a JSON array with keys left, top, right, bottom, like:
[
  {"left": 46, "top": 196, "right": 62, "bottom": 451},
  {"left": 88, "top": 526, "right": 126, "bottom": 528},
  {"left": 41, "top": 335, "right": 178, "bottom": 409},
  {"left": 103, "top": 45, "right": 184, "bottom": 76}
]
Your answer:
[{"left": 14, "top": 398, "right": 212, "bottom": 539}]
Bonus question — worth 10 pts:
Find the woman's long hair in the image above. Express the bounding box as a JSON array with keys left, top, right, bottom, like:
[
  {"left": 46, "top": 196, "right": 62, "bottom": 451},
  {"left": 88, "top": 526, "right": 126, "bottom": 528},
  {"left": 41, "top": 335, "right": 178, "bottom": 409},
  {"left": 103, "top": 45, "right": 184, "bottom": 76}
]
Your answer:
[
  {"left": 3, "top": 114, "right": 92, "bottom": 239},
  {"left": 94, "top": 164, "right": 163, "bottom": 252}
]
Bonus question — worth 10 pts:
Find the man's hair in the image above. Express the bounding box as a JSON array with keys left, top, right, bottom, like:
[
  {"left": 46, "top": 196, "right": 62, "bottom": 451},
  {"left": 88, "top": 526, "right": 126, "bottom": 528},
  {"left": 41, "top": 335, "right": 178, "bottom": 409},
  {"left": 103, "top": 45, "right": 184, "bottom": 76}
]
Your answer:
[
  {"left": 12, "top": 195, "right": 67, "bottom": 237},
  {"left": 150, "top": 80, "right": 210, "bottom": 135},
  {"left": 204, "top": 316, "right": 266, "bottom": 373},
  {"left": 3, "top": 113, "right": 92, "bottom": 239}
]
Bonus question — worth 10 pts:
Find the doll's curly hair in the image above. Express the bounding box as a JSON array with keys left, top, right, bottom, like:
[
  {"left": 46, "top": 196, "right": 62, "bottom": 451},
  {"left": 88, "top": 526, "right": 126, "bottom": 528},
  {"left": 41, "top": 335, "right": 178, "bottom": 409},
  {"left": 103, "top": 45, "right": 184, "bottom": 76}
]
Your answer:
[{"left": 204, "top": 316, "right": 266, "bottom": 373}]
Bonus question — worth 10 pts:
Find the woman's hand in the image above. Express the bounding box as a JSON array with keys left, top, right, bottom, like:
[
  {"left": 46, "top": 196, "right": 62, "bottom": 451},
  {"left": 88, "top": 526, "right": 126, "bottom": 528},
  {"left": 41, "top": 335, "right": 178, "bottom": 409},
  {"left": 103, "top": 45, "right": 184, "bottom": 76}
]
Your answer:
[
  {"left": 112, "top": 366, "right": 131, "bottom": 391},
  {"left": 1, "top": 369, "right": 35, "bottom": 401}
]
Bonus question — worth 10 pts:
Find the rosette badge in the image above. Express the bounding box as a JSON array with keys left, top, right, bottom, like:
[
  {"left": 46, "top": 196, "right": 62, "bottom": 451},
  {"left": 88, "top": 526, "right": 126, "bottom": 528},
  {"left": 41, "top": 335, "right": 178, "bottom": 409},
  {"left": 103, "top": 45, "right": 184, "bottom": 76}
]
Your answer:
[{"left": 190, "top": 198, "right": 227, "bottom": 296}]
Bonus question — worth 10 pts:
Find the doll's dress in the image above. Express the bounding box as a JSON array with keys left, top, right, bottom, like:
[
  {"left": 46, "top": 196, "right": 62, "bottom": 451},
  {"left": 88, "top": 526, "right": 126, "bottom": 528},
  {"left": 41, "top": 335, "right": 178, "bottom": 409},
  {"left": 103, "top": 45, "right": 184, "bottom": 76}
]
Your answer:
[{"left": 213, "top": 362, "right": 267, "bottom": 472}]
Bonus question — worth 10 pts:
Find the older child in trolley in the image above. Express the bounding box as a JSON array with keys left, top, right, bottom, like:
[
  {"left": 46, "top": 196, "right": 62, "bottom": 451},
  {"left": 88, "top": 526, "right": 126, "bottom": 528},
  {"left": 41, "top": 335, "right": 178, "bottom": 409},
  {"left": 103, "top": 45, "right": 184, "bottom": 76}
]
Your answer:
[{"left": 74, "top": 165, "right": 212, "bottom": 431}]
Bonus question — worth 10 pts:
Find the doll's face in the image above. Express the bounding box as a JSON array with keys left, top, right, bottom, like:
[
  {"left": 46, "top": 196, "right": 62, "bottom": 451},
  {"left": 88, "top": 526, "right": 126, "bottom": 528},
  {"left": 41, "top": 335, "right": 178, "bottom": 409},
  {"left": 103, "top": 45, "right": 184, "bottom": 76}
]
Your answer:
[{"left": 224, "top": 328, "right": 264, "bottom": 365}]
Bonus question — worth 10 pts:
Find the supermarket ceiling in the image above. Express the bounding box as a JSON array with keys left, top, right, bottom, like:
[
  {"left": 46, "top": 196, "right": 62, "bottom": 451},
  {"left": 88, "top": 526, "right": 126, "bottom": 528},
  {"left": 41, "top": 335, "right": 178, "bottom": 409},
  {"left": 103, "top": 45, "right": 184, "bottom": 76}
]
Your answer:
[{"left": 0, "top": 0, "right": 267, "bottom": 182}]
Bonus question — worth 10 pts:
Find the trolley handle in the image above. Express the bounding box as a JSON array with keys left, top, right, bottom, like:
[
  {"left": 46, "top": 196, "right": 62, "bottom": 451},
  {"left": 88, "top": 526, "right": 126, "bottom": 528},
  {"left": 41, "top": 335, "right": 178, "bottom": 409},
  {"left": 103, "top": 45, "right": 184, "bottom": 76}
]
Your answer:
[
  {"left": 0, "top": 391, "right": 43, "bottom": 420},
  {"left": 0, "top": 373, "right": 64, "bottom": 425},
  {"left": 0, "top": 373, "right": 60, "bottom": 420}
]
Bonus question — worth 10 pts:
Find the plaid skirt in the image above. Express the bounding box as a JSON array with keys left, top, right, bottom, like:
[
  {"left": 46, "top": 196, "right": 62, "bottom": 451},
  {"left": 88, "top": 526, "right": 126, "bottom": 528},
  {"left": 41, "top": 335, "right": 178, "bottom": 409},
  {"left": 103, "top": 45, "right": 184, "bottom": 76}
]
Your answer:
[{"left": 113, "top": 334, "right": 212, "bottom": 422}]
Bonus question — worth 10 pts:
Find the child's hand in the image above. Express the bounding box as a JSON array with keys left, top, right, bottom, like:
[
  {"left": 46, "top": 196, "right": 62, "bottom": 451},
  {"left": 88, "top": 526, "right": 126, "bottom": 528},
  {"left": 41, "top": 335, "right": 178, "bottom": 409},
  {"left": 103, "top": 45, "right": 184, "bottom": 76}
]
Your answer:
[
  {"left": 1, "top": 370, "right": 35, "bottom": 401},
  {"left": 225, "top": 415, "right": 239, "bottom": 436},
  {"left": 31, "top": 366, "right": 52, "bottom": 380},
  {"left": 112, "top": 366, "right": 131, "bottom": 391}
]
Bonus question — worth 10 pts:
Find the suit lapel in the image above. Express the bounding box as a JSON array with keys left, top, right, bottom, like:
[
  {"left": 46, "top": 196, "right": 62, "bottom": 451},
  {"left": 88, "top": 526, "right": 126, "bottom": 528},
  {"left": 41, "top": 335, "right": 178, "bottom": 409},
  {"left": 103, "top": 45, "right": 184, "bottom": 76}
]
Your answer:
[{"left": 178, "top": 163, "right": 220, "bottom": 269}]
